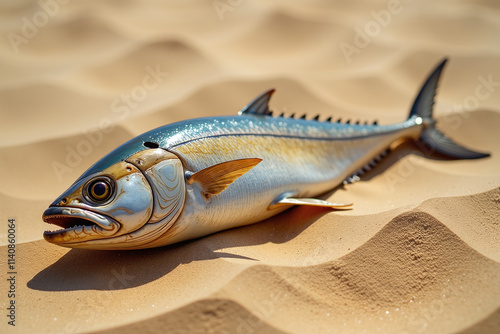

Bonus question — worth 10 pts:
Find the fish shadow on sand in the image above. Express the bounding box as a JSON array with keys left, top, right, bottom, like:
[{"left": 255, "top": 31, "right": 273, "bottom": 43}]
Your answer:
[{"left": 28, "top": 205, "right": 333, "bottom": 291}]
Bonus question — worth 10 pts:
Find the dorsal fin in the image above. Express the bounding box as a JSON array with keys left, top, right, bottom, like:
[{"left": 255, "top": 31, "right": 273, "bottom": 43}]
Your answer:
[{"left": 238, "top": 89, "right": 275, "bottom": 116}]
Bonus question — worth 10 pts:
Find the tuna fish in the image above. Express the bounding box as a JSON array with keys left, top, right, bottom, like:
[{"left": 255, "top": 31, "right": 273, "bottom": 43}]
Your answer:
[{"left": 42, "top": 59, "right": 489, "bottom": 249}]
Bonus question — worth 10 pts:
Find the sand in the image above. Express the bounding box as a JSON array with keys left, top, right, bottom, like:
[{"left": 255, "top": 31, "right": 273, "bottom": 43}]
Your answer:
[{"left": 1, "top": 0, "right": 500, "bottom": 333}]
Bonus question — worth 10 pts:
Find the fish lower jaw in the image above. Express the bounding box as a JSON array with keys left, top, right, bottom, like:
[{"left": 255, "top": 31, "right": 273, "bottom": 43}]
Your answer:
[
  {"left": 42, "top": 208, "right": 120, "bottom": 244},
  {"left": 43, "top": 222, "right": 102, "bottom": 242}
]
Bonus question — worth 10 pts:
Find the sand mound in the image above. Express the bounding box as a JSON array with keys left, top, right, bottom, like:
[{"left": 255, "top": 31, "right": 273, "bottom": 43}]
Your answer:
[{"left": 4, "top": 189, "right": 497, "bottom": 334}]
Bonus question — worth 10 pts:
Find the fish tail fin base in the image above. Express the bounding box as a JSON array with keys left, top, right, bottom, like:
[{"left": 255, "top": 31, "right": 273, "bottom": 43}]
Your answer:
[{"left": 409, "top": 58, "right": 490, "bottom": 159}]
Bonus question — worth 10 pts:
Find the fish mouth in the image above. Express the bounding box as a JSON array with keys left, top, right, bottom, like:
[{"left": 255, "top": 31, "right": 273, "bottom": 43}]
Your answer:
[{"left": 42, "top": 206, "right": 120, "bottom": 245}]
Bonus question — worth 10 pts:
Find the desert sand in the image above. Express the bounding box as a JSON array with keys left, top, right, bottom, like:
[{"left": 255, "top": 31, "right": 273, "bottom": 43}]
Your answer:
[{"left": 1, "top": 0, "right": 500, "bottom": 333}]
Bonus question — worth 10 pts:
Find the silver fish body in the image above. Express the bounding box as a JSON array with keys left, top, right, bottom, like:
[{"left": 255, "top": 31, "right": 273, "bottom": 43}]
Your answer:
[
  {"left": 138, "top": 114, "right": 421, "bottom": 246},
  {"left": 42, "top": 59, "right": 490, "bottom": 249}
]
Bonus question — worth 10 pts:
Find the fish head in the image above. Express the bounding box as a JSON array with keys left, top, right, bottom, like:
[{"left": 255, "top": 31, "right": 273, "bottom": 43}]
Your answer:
[{"left": 43, "top": 148, "right": 186, "bottom": 250}]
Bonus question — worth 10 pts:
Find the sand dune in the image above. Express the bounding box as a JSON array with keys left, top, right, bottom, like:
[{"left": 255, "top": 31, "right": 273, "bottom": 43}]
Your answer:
[
  {"left": 4, "top": 189, "right": 499, "bottom": 334},
  {"left": 1, "top": 0, "right": 499, "bottom": 333}
]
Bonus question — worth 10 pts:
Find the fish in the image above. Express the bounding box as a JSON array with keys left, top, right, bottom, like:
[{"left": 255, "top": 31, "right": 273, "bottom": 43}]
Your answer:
[{"left": 42, "top": 58, "right": 490, "bottom": 250}]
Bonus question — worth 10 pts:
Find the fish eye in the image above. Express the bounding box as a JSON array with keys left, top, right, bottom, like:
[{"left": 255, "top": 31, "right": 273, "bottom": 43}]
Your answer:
[{"left": 84, "top": 177, "right": 114, "bottom": 204}]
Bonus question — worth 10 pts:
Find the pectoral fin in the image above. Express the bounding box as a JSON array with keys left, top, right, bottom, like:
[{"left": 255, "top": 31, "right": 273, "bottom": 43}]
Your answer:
[
  {"left": 270, "top": 197, "right": 353, "bottom": 210},
  {"left": 187, "top": 158, "right": 262, "bottom": 196}
]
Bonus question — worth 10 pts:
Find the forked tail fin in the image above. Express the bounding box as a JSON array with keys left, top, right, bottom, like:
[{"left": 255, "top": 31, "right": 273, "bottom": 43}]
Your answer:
[{"left": 410, "top": 58, "right": 490, "bottom": 159}]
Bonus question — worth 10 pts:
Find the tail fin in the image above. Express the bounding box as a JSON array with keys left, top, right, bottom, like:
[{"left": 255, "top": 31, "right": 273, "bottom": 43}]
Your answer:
[{"left": 410, "top": 58, "right": 490, "bottom": 159}]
